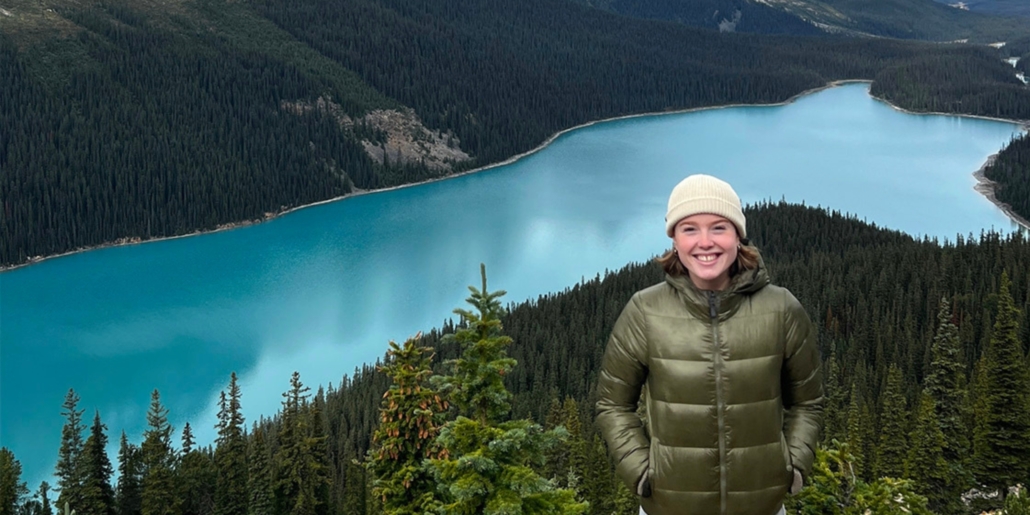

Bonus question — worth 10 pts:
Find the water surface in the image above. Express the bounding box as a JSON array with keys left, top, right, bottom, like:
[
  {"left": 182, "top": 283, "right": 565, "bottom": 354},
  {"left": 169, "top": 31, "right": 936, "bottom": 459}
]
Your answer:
[{"left": 0, "top": 83, "right": 1023, "bottom": 485}]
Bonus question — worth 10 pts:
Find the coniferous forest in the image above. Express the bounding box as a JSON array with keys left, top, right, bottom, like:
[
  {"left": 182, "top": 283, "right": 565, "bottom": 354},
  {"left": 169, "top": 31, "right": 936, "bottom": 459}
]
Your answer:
[
  {"left": 2, "top": 203, "right": 1029, "bottom": 515},
  {"left": 3, "top": 0, "right": 1030, "bottom": 267}
]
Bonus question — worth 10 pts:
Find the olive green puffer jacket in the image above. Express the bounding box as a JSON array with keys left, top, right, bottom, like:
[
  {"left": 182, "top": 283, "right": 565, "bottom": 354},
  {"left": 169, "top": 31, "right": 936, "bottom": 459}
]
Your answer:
[{"left": 596, "top": 263, "right": 823, "bottom": 515}]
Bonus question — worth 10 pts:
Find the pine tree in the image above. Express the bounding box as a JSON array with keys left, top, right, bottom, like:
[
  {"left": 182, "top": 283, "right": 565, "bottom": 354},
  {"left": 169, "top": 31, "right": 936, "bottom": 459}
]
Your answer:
[
  {"left": 788, "top": 440, "right": 933, "bottom": 515},
  {"left": 36, "top": 483, "right": 53, "bottom": 515},
  {"left": 580, "top": 436, "right": 614, "bottom": 515},
  {"left": 115, "top": 433, "right": 142, "bottom": 515},
  {"left": 308, "top": 388, "right": 331, "bottom": 515},
  {"left": 874, "top": 364, "right": 907, "bottom": 480},
  {"left": 541, "top": 397, "right": 566, "bottom": 485},
  {"left": 140, "top": 390, "right": 177, "bottom": 515},
  {"left": 246, "top": 431, "right": 274, "bottom": 515},
  {"left": 1, "top": 448, "right": 28, "bottom": 515},
  {"left": 924, "top": 298, "right": 970, "bottom": 461},
  {"left": 610, "top": 481, "right": 638, "bottom": 515},
  {"left": 55, "top": 389, "right": 86, "bottom": 512},
  {"left": 179, "top": 425, "right": 215, "bottom": 515},
  {"left": 971, "top": 272, "right": 1030, "bottom": 498},
  {"left": 822, "top": 350, "right": 848, "bottom": 446},
  {"left": 903, "top": 393, "right": 950, "bottom": 514},
  {"left": 78, "top": 412, "right": 115, "bottom": 515},
  {"left": 560, "top": 397, "right": 587, "bottom": 493},
  {"left": 844, "top": 383, "right": 867, "bottom": 479},
  {"left": 275, "top": 372, "right": 328, "bottom": 515},
  {"left": 921, "top": 297, "right": 971, "bottom": 514},
  {"left": 364, "top": 334, "right": 447, "bottom": 514},
  {"left": 427, "top": 265, "right": 588, "bottom": 514},
  {"left": 215, "top": 373, "right": 248, "bottom": 515}
]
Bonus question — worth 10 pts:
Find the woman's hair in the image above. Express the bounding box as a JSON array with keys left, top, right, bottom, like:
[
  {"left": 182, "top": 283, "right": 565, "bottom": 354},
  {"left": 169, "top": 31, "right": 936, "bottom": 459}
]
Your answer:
[{"left": 655, "top": 242, "right": 760, "bottom": 278}]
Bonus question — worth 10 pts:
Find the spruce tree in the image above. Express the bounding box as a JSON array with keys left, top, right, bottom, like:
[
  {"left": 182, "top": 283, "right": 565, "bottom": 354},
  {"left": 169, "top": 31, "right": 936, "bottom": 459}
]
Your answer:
[
  {"left": 308, "top": 388, "right": 331, "bottom": 515},
  {"left": 922, "top": 297, "right": 971, "bottom": 513},
  {"left": 560, "top": 397, "right": 587, "bottom": 493},
  {"left": 140, "top": 390, "right": 177, "bottom": 515},
  {"left": 247, "top": 431, "right": 274, "bottom": 515},
  {"left": 844, "top": 383, "right": 867, "bottom": 479},
  {"left": 1, "top": 448, "right": 28, "bottom": 515},
  {"left": 215, "top": 373, "right": 248, "bottom": 515},
  {"left": 275, "top": 372, "right": 328, "bottom": 515},
  {"left": 971, "top": 272, "right": 1030, "bottom": 498},
  {"left": 364, "top": 334, "right": 447, "bottom": 514},
  {"left": 541, "top": 397, "right": 566, "bottom": 485},
  {"left": 36, "top": 483, "right": 53, "bottom": 515},
  {"left": 55, "top": 389, "right": 85, "bottom": 511},
  {"left": 179, "top": 425, "right": 216, "bottom": 515},
  {"left": 924, "top": 298, "right": 970, "bottom": 462},
  {"left": 903, "top": 393, "right": 950, "bottom": 514},
  {"left": 874, "top": 364, "right": 908, "bottom": 480},
  {"left": 115, "top": 433, "right": 142, "bottom": 515},
  {"left": 822, "top": 350, "right": 847, "bottom": 446},
  {"left": 78, "top": 412, "right": 115, "bottom": 515},
  {"left": 427, "top": 265, "right": 587, "bottom": 514},
  {"left": 580, "top": 436, "right": 614, "bottom": 515}
]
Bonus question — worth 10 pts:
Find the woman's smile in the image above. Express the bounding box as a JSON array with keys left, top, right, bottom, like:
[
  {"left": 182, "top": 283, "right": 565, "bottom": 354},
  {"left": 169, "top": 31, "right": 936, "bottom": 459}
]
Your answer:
[{"left": 673, "top": 214, "right": 739, "bottom": 291}]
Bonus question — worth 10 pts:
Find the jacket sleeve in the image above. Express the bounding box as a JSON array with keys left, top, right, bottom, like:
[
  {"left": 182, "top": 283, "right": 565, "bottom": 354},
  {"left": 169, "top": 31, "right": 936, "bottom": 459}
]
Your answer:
[
  {"left": 595, "top": 294, "right": 650, "bottom": 491},
  {"left": 782, "top": 291, "right": 824, "bottom": 480}
]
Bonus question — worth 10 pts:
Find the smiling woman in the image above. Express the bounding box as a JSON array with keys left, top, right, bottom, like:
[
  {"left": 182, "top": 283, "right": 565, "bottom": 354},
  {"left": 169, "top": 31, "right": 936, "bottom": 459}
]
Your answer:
[{"left": 595, "top": 174, "right": 823, "bottom": 515}]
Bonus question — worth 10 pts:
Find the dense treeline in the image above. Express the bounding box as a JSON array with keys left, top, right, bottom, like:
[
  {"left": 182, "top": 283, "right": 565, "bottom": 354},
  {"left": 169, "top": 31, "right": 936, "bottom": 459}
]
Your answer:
[
  {"left": 2, "top": 203, "right": 1028, "bottom": 514},
  {"left": 983, "top": 132, "right": 1030, "bottom": 224},
  {"left": 816, "top": 0, "right": 1027, "bottom": 41},
  {"left": 871, "top": 46, "right": 1030, "bottom": 119},
  {"left": 0, "top": 14, "right": 383, "bottom": 265},
  {"left": 4, "top": 0, "right": 1030, "bottom": 268}
]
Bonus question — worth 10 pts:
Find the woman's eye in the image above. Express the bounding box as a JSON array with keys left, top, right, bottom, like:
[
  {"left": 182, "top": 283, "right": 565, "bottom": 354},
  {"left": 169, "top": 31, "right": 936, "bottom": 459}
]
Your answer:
[{"left": 712, "top": 225, "right": 727, "bottom": 232}]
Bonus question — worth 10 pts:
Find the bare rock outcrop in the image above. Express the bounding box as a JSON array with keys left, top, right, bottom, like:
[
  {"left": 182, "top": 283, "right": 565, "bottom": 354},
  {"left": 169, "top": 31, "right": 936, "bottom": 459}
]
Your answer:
[{"left": 281, "top": 97, "right": 471, "bottom": 172}]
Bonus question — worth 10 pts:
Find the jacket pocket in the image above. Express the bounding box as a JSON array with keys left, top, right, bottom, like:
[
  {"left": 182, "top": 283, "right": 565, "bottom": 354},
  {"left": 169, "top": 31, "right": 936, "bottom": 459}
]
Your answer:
[
  {"left": 780, "top": 432, "right": 793, "bottom": 485},
  {"left": 648, "top": 437, "right": 659, "bottom": 490}
]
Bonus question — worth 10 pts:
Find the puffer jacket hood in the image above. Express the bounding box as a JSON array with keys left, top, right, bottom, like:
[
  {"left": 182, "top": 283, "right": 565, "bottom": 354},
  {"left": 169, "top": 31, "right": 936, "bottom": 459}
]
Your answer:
[{"left": 596, "top": 257, "right": 823, "bottom": 515}]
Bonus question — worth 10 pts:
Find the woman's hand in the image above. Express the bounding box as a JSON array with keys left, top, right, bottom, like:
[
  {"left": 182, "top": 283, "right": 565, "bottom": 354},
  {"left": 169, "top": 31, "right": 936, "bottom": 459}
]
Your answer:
[
  {"left": 637, "top": 472, "right": 652, "bottom": 498},
  {"left": 789, "top": 469, "right": 803, "bottom": 495}
]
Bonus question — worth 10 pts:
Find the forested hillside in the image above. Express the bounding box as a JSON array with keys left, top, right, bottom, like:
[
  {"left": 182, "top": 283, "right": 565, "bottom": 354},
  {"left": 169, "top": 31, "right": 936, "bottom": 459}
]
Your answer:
[
  {"left": 2, "top": 0, "right": 1030, "bottom": 269},
  {"left": 576, "top": 0, "right": 1028, "bottom": 41},
  {"left": 3, "top": 203, "right": 1029, "bottom": 515}
]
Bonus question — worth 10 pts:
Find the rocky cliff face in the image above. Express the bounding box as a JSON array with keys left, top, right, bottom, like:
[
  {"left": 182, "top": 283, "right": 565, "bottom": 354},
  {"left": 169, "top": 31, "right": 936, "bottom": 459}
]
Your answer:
[{"left": 282, "top": 96, "right": 472, "bottom": 172}]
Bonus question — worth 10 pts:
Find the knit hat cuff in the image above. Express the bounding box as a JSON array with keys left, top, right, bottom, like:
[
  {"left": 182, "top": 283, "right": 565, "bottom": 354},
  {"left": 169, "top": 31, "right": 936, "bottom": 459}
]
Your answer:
[{"left": 665, "top": 197, "right": 747, "bottom": 238}]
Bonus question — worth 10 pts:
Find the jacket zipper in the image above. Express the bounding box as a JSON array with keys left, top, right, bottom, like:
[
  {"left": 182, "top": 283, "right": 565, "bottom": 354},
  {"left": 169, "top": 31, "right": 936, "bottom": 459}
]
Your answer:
[{"left": 708, "top": 291, "right": 728, "bottom": 515}]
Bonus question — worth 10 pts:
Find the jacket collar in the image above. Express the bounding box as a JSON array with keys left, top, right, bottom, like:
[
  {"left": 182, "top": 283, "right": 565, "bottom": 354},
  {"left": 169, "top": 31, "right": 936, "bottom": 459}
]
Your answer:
[{"left": 664, "top": 253, "right": 770, "bottom": 321}]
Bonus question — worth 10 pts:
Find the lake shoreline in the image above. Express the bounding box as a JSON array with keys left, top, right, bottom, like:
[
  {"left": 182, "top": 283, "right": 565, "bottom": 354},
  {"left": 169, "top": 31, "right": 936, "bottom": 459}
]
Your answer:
[
  {"left": 972, "top": 154, "right": 1030, "bottom": 231},
  {"left": 3, "top": 79, "right": 1026, "bottom": 273}
]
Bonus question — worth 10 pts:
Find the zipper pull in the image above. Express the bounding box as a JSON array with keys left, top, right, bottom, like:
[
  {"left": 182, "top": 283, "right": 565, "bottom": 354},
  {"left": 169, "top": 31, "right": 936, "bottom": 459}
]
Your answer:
[{"left": 708, "top": 291, "right": 718, "bottom": 319}]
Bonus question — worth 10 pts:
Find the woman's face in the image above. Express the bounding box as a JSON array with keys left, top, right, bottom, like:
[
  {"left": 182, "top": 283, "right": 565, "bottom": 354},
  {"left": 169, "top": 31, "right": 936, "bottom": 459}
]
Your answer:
[{"left": 672, "top": 213, "right": 739, "bottom": 291}]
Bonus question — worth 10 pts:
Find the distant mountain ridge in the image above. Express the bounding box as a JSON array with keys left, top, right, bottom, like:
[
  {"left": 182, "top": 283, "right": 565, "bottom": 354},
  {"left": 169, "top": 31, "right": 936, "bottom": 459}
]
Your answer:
[
  {"left": 931, "top": 0, "right": 1030, "bottom": 18},
  {"left": 572, "top": 0, "right": 1027, "bottom": 41}
]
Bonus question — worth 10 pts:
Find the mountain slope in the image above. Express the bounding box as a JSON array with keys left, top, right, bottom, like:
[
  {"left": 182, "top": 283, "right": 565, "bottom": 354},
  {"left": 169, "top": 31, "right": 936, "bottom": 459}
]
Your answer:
[
  {"left": 932, "top": 0, "right": 1030, "bottom": 18},
  {"left": 573, "top": 0, "right": 1028, "bottom": 41}
]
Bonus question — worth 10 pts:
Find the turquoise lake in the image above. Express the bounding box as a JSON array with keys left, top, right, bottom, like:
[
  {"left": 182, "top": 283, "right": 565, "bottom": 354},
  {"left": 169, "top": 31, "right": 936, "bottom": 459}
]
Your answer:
[{"left": 0, "top": 82, "right": 1025, "bottom": 485}]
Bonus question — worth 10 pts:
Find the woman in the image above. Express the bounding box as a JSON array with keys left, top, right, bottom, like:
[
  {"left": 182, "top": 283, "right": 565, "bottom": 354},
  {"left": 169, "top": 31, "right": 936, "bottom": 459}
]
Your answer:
[{"left": 596, "top": 174, "right": 823, "bottom": 515}]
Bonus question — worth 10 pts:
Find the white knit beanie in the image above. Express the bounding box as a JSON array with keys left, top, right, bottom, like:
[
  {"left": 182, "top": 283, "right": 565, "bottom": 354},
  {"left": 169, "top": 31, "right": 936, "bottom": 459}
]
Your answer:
[{"left": 665, "top": 174, "right": 746, "bottom": 238}]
